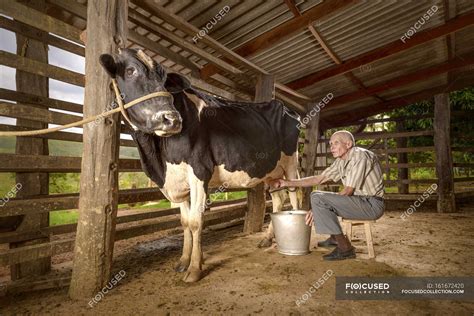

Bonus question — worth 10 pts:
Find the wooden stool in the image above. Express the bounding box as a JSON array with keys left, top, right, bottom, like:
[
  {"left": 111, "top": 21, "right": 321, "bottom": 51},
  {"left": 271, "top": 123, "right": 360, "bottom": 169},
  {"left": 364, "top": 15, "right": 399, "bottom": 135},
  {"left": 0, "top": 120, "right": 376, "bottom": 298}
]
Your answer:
[{"left": 342, "top": 219, "right": 375, "bottom": 259}]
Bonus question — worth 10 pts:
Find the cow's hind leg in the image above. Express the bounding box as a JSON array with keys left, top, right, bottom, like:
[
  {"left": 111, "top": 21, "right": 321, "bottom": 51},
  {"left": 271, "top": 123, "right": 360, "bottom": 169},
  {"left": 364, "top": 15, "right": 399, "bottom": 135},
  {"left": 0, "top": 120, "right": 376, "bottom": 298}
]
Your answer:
[
  {"left": 183, "top": 170, "right": 206, "bottom": 283},
  {"left": 175, "top": 200, "right": 191, "bottom": 273}
]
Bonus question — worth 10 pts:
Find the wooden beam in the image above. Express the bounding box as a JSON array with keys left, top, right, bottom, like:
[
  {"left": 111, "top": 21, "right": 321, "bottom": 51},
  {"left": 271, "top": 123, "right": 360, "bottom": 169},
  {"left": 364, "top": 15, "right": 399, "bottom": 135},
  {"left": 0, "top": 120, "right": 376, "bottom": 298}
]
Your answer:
[
  {"left": 284, "top": 0, "right": 384, "bottom": 103},
  {"left": 0, "top": 51, "right": 85, "bottom": 87},
  {"left": 0, "top": 102, "right": 81, "bottom": 126},
  {"left": 395, "top": 121, "right": 409, "bottom": 194},
  {"left": 42, "top": 0, "right": 246, "bottom": 100},
  {"left": 131, "top": 0, "right": 310, "bottom": 106},
  {"left": 128, "top": 30, "right": 201, "bottom": 74},
  {"left": 0, "top": 0, "right": 82, "bottom": 44},
  {"left": 0, "top": 15, "right": 84, "bottom": 57},
  {"left": 274, "top": 82, "right": 311, "bottom": 101},
  {"left": 0, "top": 201, "right": 275, "bottom": 266},
  {"left": 275, "top": 91, "right": 306, "bottom": 113},
  {"left": 0, "top": 88, "right": 83, "bottom": 114},
  {"left": 324, "top": 53, "right": 474, "bottom": 110},
  {"left": 132, "top": 0, "right": 268, "bottom": 75},
  {"left": 322, "top": 78, "right": 474, "bottom": 129},
  {"left": 244, "top": 74, "right": 274, "bottom": 234},
  {"left": 0, "top": 124, "right": 137, "bottom": 147},
  {"left": 434, "top": 93, "right": 456, "bottom": 213},
  {"left": 0, "top": 154, "right": 142, "bottom": 173},
  {"left": 0, "top": 188, "right": 166, "bottom": 217},
  {"left": 301, "top": 106, "right": 321, "bottom": 210},
  {"left": 10, "top": 1, "right": 51, "bottom": 280},
  {"left": 287, "top": 11, "right": 474, "bottom": 90},
  {"left": 47, "top": 0, "right": 87, "bottom": 19},
  {"left": 443, "top": 0, "right": 456, "bottom": 84},
  {"left": 200, "top": 0, "right": 358, "bottom": 77},
  {"left": 128, "top": 9, "right": 243, "bottom": 76},
  {"left": 69, "top": 0, "right": 127, "bottom": 300}
]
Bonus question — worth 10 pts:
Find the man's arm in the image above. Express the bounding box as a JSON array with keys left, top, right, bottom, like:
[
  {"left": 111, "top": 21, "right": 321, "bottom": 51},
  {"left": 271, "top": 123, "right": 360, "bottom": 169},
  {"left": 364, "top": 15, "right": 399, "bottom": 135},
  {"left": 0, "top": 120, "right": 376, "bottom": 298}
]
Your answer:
[{"left": 270, "top": 174, "right": 330, "bottom": 189}]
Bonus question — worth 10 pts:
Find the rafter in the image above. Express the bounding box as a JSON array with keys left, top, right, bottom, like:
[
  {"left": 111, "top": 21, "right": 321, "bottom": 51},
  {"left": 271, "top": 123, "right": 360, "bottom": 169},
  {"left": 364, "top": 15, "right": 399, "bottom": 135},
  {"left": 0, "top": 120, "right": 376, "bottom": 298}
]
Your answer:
[
  {"left": 321, "top": 77, "right": 474, "bottom": 129},
  {"left": 287, "top": 11, "right": 474, "bottom": 90},
  {"left": 443, "top": 0, "right": 457, "bottom": 84},
  {"left": 322, "top": 53, "right": 474, "bottom": 111},
  {"left": 132, "top": 0, "right": 310, "bottom": 106},
  {"left": 284, "top": 0, "right": 385, "bottom": 103},
  {"left": 199, "top": 0, "right": 358, "bottom": 78}
]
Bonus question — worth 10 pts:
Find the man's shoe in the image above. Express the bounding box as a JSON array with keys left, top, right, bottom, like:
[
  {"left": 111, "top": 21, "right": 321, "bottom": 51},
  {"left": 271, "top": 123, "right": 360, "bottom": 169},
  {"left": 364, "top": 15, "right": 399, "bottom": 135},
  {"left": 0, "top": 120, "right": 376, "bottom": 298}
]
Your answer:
[
  {"left": 323, "top": 246, "right": 356, "bottom": 261},
  {"left": 317, "top": 237, "right": 338, "bottom": 247}
]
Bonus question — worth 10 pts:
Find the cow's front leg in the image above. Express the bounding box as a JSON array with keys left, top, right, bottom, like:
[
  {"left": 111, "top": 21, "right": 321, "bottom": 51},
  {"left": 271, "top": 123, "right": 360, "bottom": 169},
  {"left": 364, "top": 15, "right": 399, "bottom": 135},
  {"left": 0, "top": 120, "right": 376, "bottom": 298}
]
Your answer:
[
  {"left": 175, "top": 200, "right": 191, "bottom": 273},
  {"left": 183, "top": 170, "right": 206, "bottom": 283}
]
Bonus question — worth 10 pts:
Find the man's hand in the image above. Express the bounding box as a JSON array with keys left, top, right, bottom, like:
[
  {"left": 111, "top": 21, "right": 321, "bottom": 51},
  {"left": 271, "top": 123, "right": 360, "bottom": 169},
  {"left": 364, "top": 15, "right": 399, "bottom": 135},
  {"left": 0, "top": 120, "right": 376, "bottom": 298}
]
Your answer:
[
  {"left": 305, "top": 210, "right": 313, "bottom": 226},
  {"left": 268, "top": 178, "right": 287, "bottom": 189},
  {"left": 338, "top": 186, "right": 355, "bottom": 196}
]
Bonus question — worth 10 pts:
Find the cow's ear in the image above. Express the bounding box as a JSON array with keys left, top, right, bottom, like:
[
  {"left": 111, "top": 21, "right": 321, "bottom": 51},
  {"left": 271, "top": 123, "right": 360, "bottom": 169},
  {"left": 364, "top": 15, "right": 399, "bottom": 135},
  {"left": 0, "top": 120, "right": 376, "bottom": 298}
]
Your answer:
[
  {"left": 165, "top": 73, "right": 191, "bottom": 93},
  {"left": 99, "top": 54, "right": 117, "bottom": 78}
]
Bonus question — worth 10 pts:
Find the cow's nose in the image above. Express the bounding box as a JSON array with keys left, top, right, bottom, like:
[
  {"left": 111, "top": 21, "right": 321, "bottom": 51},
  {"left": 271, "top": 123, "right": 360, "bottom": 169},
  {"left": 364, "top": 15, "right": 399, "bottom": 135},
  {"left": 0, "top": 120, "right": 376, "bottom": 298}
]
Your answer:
[{"left": 151, "top": 111, "right": 181, "bottom": 129}]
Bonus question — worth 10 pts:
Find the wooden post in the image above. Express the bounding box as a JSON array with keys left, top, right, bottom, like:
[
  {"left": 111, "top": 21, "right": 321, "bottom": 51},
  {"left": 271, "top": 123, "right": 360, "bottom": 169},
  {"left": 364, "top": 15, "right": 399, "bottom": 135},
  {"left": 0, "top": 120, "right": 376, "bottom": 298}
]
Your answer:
[
  {"left": 69, "top": 0, "right": 127, "bottom": 299},
  {"left": 243, "top": 74, "right": 274, "bottom": 233},
  {"left": 301, "top": 109, "right": 320, "bottom": 210},
  {"left": 396, "top": 121, "right": 409, "bottom": 194},
  {"left": 10, "top": 0, "right": 51, "bottom": 280},
  {"left": 434, "top": 93, "right": 456, "bottom": 213}
]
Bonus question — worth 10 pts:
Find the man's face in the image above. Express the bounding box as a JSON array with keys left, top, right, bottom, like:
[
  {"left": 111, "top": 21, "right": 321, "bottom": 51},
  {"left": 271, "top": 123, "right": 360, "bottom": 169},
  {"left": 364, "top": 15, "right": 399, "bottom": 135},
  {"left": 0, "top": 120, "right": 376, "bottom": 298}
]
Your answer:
[{"left": 329, "top": 135, "right": 352, "bottom": 159}]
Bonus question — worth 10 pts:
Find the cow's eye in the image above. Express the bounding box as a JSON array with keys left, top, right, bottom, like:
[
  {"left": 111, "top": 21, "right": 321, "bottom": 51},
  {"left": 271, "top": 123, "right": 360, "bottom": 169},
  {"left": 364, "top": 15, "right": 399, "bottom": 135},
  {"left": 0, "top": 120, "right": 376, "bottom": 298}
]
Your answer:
[{"left": 126, "top": 67, "right": 136, "bottom": 78}]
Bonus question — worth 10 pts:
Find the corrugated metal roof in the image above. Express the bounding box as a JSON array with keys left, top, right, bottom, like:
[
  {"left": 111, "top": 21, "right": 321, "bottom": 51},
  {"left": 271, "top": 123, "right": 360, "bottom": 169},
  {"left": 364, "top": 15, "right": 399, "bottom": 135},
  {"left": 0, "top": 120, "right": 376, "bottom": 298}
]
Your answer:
[{"left": 41, "top": 0, "right": 474, "bottom": 122}]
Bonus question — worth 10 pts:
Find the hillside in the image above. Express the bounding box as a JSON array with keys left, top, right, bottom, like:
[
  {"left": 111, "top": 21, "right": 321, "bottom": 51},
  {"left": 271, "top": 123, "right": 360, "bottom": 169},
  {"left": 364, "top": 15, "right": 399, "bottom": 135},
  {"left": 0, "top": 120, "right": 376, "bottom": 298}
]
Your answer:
[{"left": 0, "top": 137, "right": 139, "bottom": 158}]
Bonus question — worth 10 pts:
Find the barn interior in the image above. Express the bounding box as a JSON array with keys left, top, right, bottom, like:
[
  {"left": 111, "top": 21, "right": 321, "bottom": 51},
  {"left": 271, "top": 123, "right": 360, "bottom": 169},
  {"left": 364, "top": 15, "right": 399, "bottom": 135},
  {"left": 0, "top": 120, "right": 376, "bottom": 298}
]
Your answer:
[{"left": 0, "top": 0, "right": 473, "bottom": 314}]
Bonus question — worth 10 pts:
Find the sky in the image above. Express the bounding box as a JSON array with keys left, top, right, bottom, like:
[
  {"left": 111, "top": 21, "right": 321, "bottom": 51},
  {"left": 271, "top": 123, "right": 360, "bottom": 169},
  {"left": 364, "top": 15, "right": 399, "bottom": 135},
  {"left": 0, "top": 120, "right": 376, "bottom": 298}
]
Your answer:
[{"left": 0, "top": 21, "right": 131, "bottom": 139}]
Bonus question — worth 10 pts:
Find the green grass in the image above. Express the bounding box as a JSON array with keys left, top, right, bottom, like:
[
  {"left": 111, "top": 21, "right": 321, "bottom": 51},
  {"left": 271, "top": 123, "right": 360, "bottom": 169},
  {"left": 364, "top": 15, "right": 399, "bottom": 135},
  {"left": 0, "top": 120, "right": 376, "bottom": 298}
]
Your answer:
[
  {"left": 0, "top": 173, "right": 16, "bottom": 197},
  {"left": 48, "top": 192, "right": 248, "bottom": 226},
  {"left": 50, "top": 210, "right": 79, "bottom": 226}
]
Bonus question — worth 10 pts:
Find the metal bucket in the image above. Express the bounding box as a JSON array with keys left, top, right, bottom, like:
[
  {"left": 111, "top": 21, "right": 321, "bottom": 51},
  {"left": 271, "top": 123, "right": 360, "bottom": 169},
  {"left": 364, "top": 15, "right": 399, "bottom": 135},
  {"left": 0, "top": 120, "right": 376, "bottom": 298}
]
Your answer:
[{"left": 271, "top": 210, "right": 311, "bottom": 255}]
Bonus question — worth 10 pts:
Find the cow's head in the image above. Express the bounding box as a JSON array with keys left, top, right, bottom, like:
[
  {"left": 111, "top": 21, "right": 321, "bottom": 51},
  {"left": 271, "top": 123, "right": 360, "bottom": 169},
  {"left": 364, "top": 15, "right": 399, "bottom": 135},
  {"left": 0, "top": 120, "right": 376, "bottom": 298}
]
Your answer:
[{"left": 99, "top": 48, "right": 182, "bottom": 136}]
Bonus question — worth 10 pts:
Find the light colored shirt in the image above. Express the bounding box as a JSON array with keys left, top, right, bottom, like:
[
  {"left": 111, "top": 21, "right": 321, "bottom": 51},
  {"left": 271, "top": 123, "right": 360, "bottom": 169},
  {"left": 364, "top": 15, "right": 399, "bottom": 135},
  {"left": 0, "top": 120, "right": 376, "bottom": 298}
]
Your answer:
[{"left": 321, "top": 147, "right": 384, "bottom": 197}]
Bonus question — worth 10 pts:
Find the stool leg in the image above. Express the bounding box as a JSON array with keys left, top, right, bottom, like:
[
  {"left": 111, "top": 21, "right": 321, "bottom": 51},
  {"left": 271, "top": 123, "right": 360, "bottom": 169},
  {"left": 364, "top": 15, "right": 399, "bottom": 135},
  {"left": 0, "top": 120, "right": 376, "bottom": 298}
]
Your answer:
[
  {"left": 345, "top": 223, "right": 353, "bottom": 241},
  {"left": 365, "top": 222, "right": 375, "bottom": 258}
]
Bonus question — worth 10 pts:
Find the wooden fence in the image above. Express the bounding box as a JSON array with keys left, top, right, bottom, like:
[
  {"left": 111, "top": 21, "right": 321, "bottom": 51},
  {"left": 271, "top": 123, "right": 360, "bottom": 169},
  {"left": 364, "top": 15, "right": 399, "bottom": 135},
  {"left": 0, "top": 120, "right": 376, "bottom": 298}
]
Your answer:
[
  {"left": 0, "top": 2, "right": 272, "bottom": 283},
  {"left": 303, "top": 113, "right": 473, "bottom": 195}
]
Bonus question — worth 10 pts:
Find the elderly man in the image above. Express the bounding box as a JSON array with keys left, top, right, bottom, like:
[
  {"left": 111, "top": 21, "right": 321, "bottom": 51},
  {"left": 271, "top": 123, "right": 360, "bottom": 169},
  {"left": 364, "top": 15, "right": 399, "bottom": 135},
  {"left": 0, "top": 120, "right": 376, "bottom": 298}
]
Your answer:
[{"left": 270, "top": 130, "right": 384, "bottom": 260}]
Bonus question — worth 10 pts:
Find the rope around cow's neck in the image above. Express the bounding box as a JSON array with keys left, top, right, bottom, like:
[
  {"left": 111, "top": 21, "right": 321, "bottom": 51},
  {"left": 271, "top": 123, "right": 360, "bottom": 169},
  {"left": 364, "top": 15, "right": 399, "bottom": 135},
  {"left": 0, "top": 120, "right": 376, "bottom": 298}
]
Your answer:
[{"left": 0, "top": 79, "right": 173, "bottom": 137}]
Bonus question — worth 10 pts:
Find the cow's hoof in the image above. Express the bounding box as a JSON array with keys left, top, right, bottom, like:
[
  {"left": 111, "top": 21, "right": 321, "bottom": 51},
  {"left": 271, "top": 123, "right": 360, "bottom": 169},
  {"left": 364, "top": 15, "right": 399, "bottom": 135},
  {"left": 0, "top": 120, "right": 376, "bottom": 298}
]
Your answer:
[
  {"left": 257, "top": 238, "right": 273, "bottom": 248},
  {"left": 182, "top": 268, "right": 202, "bottom": 283},
  {"left": 174, "top": 261, "right": 189, "bottom": 273}
]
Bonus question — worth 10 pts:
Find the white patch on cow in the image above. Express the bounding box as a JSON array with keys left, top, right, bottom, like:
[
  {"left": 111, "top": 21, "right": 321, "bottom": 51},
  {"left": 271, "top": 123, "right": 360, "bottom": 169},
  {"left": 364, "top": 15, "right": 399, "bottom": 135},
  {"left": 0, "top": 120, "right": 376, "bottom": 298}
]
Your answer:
[
  {"left": 161, "top": 161, "right": 191, "bottom": 203},
  {"left": 184, "top": 91, "right": 206, "bottom": 118},
  {"left": 208, "top": 152, "right": 292, "bottom": 188}
]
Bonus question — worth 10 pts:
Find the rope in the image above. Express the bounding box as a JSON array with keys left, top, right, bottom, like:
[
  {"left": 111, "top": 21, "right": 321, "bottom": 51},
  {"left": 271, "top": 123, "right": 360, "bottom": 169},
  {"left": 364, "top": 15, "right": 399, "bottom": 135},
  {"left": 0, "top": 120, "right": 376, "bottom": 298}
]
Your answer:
[{"left": 0, "top": 79, "right": 173, "bottom": 137}]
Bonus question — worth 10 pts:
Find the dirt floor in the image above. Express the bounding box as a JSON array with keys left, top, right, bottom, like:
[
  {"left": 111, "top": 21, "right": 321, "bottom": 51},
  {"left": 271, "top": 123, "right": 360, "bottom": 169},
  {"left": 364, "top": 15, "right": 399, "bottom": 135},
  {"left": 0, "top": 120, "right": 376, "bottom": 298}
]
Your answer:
[{"left": 1, "top": 205, "right": 473, "bottom": 315}]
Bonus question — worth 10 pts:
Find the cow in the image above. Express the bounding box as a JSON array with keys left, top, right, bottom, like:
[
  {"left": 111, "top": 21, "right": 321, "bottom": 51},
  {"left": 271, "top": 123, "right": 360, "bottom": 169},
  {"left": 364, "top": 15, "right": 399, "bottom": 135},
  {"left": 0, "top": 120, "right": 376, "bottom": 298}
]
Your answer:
[{"left": 99, "top": 48, "right": 300, "bottom": 282}]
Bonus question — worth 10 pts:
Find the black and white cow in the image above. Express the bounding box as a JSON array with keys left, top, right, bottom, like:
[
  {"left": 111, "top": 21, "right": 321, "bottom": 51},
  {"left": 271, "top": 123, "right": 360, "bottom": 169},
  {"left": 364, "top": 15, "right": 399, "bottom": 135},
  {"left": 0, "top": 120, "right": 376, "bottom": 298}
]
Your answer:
[{"left": 100, "top": 49, "right": 299, "bottom": 282}]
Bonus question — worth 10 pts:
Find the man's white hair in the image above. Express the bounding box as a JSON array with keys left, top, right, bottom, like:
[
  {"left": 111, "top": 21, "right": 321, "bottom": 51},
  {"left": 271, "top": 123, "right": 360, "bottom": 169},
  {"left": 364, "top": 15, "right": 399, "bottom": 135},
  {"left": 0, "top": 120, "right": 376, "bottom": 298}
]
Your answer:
[{"left": 331, "top": 130, "right": 355, "bottom": 147}]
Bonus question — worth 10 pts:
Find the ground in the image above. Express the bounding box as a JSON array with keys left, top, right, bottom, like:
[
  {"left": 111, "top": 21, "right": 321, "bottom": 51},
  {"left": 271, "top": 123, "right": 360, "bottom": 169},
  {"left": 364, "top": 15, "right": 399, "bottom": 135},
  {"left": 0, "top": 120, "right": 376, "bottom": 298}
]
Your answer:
[{"left": 1, "top": 206, "right": 473, "bottom": 315}]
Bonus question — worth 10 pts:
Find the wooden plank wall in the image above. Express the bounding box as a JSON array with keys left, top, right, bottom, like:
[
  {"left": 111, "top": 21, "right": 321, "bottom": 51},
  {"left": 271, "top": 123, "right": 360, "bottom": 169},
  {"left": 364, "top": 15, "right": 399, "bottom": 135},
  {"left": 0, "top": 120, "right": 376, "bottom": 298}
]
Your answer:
[{"left": 311, "top": 113, "right": 473, "bottom": 192}]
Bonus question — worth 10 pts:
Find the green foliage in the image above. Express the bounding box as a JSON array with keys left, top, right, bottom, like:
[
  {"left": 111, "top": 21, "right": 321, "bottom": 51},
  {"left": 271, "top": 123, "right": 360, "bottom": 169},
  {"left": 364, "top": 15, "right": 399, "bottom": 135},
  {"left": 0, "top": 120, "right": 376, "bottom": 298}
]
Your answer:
[
  {"left": 50, "top": 210, "right": 79, "bottom": 226},
  {"left": 119, "top": 172, "right": 150, "bottom": 189},
  {"left": 0, "top": 173, "right": 16, "bottom": 197},
  {"left": 49, "top": 173, "right": 80, "bottom": 194}
]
